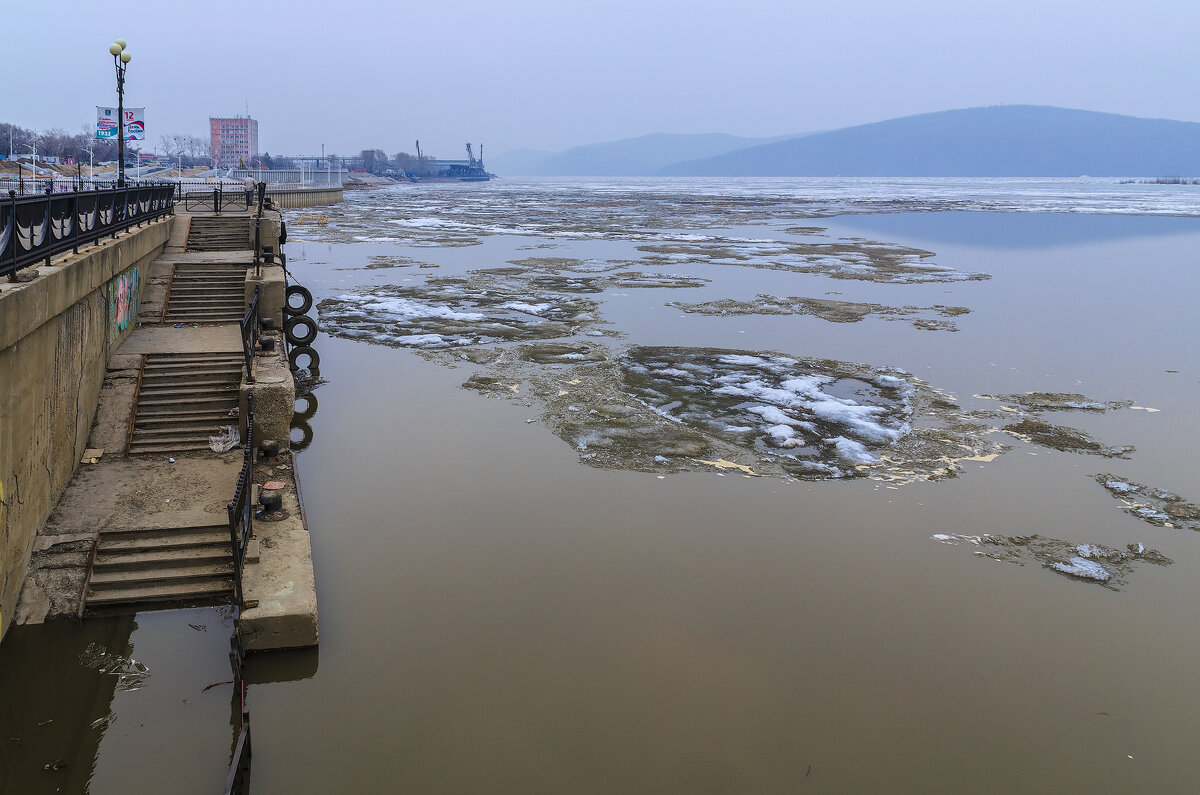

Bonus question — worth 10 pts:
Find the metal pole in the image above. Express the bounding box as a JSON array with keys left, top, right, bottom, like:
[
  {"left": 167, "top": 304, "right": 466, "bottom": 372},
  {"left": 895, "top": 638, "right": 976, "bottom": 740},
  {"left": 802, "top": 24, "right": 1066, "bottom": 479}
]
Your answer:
[{"left": 116, "top": 57, "right": 125, "bottom": 188}]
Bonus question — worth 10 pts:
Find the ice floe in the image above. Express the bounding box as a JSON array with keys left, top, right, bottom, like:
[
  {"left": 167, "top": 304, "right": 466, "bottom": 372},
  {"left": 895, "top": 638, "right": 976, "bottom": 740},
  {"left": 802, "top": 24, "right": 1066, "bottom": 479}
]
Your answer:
[
  {"left": 1092, "top": 475, "right": 1200, "bottom": 530},
  {"left": 931, "top": 533, "right": 1171, "bottom": 589}
]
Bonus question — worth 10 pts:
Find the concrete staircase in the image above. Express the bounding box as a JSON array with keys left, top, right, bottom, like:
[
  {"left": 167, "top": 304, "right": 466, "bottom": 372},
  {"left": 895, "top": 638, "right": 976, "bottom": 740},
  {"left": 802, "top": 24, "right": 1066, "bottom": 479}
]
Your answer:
[
  {"left": 84, "top": 524, "right": 235, "bottom": 611},
  {"left": 128, "top": 352, "right": 244, "bottom": 455},
  {"left": 186, "top": 216, "right": 249, "bottom": 251},
  {"left": 164, "top": 263, "right": 246, "bottom": 324}
]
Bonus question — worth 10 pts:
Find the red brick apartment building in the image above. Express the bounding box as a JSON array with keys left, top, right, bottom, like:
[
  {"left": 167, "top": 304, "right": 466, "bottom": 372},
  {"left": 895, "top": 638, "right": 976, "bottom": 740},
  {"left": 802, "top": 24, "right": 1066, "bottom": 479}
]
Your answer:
[{"left": 210, "top": 116, "right": 259, "bottom": 167}]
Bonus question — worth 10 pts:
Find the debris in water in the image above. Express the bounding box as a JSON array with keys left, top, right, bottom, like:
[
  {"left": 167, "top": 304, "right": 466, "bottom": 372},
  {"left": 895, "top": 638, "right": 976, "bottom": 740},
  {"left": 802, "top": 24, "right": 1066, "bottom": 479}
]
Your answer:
[
  {"left": 78, "top": 643, "right": 150, "bottom": 692},
  {"left": 89, "top": 714, "right": 115, "bottom": 730}
]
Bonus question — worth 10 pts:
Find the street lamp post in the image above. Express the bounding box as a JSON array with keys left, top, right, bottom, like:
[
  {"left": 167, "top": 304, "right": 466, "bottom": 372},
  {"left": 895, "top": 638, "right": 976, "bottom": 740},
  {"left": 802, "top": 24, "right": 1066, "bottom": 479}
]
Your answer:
[{"left": 109, "top": 39, "right": 131, "bottom": 187}]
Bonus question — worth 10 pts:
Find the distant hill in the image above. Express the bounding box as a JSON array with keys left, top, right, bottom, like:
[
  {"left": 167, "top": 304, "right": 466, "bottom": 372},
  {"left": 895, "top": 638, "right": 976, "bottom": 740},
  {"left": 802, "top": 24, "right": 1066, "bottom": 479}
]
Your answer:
[
  {"left": 489, "top": 132, "right": 797, "bottom": 176},
  {"left": 659, "top": 106, "right": 1200, "bottom": 177}
]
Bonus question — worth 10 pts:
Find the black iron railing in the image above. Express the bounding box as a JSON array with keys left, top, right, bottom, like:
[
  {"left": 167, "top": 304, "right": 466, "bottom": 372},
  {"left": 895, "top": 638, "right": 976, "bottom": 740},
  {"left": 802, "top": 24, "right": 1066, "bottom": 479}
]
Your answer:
[
  {"left": 242, "top": 286, "right": 260, "bottom": 385},
  {"left": 1, "top": 184, "right": 175, "bottom": 279},
  {"left": 252, "top": 182, "right": 268, "bottom": 276},
  {"left": 181, "top": 184, "right": 253, "bottom": 213},
  {"left": 225, "top": 608, "right": 252, "bottom": 794},
  {"left": 223, "top": 395, "right": 255, "bottom": 794},
  {"left": 227, "top": 394, "right": 255, "bottom": 606}
]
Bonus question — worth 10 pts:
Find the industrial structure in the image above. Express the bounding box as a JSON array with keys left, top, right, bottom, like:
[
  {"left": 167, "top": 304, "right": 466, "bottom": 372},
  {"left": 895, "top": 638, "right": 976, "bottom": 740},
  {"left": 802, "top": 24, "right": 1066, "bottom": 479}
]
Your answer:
[{"left": 428, "top": 142, "right": 491, "bottom": 181}]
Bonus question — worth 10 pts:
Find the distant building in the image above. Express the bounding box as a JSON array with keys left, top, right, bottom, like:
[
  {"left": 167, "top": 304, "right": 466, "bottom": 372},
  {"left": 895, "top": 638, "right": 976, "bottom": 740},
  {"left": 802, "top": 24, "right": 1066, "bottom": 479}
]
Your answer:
[{"left": 210, "top": 116, "right": 259, "bottom": 167}]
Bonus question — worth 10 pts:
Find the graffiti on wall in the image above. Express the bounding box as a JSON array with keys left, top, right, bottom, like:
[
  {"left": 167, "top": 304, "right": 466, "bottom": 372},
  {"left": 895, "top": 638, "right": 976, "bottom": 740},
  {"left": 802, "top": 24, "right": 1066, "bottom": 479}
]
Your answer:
[{"left": 108, "top": 267, "right": 139, "bottom": 343}]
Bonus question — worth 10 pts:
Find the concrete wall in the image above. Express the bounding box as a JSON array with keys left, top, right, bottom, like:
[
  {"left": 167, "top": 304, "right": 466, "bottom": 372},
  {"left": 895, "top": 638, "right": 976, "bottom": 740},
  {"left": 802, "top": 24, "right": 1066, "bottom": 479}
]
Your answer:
[
  {"left": 0, "top": 218, "right": 173, "bottom": 640},
  {"left": 230, "top": 168, "right": 348, "bottom": 188},
  {"left": 265, "top": 187, "right": 344, "bottom": 208}
]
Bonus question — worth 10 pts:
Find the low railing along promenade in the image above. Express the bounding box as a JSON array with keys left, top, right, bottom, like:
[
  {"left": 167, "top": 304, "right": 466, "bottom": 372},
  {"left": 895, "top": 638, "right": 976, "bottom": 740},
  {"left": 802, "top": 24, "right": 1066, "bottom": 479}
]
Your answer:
[{"left": 1, "top": 184, "right": 175, "bottom": 279}]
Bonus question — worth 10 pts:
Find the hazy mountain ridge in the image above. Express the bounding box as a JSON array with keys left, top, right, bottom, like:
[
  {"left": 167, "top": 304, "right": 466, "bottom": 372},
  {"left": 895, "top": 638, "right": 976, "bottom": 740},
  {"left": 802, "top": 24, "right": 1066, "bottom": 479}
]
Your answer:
[
  {"left": 492, "top": 106, "right": 1200, "bottom": 177},
  {"left": 488, "top": 132, "right": 797, "bottom": 176}
]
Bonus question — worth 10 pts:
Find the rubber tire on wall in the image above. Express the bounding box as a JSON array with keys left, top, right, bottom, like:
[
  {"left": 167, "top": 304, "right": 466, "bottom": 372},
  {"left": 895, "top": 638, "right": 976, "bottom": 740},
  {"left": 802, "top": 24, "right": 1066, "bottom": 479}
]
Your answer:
[
  {"left": 288, "top": 345, "right": 320, "bottom": 371},
  {"left": 285, "top": 315, "right": 318, "bottom": 346},
  {"left": 285, "top": 284, "right": 312, "bottom": 316}
]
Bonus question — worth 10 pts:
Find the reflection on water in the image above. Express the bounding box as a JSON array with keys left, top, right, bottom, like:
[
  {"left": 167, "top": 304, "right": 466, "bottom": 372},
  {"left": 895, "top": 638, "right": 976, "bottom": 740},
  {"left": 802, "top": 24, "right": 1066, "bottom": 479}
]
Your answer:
[
  {"left": 0, "top": 616, "right": 135, "bottom": 793},
  {"left": 291, "top": 380, "right": 320, "bottom": 452}
]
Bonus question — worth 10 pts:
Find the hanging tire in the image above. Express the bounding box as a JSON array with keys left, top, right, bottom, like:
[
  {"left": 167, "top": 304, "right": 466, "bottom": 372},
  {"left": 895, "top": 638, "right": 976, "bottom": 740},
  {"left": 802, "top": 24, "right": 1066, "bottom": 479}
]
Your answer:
[
  {"left": 285, "top": 284, "right": 312, "bottom": 316},
  {"left": 288, "top": 345, "right": 320, "bottom": 371},
  {"left": 285, "top": 315, "right": 318, "bottom": 346}
]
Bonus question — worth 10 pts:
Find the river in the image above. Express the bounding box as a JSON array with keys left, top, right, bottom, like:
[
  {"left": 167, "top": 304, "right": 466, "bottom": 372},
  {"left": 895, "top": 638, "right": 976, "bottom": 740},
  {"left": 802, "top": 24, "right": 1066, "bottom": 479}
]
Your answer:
[{"left": 2, "top": 178, "right": 1199, "bottom": 793}]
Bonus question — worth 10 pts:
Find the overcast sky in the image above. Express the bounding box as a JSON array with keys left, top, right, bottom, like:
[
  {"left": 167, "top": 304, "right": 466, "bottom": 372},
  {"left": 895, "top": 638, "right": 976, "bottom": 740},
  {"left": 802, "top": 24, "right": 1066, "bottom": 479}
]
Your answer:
[{"left": 9, "top": 0, "right": 1200, "bottom": 159}]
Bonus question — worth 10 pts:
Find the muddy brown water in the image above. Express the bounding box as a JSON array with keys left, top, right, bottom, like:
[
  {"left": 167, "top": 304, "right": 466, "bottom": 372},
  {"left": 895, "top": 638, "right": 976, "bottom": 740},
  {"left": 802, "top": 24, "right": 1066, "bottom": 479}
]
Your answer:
[{"left": 3, "top": 180, "right": 1200, "bottom": 793}]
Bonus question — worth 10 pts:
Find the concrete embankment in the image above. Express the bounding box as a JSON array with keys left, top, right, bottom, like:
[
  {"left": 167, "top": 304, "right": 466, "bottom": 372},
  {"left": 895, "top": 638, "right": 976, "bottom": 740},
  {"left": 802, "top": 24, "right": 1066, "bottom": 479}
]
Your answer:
[
  {"left": 0, "top": 217, "right": 173, "bottom": 639},
  {"left": 4, "top": 200, "right": 319, "bottom": 653},
  {"left": 265, "top": 186, "right": 343, "bottom": 208}
]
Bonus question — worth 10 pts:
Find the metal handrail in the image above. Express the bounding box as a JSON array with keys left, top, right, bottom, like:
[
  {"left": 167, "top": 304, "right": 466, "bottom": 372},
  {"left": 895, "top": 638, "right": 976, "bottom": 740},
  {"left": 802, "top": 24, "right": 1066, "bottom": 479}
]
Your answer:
[
  {"left": 181, "top": 185, "right": 253, "bottom": 213},
  {"left": 225, "top": 627, "right": 252, "bottom": 793},
  {"left": 241, "top": 286, "right": 260, "bottom": 384},
  {"left": 227, "top": 394, "right": 254, "bottom": 605},
  {"left": 252, "top": 182, "right": 267, "bottom": 276},
  {"left": 224, "top": 721, "right": 252, "bottom": 795},
  {"left": 2, "top": 184, "right": 175, "bottom": 279}
]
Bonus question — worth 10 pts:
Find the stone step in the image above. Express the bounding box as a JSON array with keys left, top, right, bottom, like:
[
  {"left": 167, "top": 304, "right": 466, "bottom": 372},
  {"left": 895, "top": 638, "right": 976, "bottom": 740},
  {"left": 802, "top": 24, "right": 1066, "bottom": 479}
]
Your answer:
[
  {"left": 129, "top": 428, "right": 229, "bottom": 444},
  {"left": 89, "top": 561, "right": 234, "bottom": 587},
  {"left": 134, "top": 406, "right": 239, "bottom": 419},
  {"left": 138, "top": 378, "right": 240, "bottom": 391},
  {"left": 167, "top": 302, "right": 244, "bottom": 310},
  {"left": 141, "top": 358, "right": 243, "bottom": 369},
  {"left": 98, "top": 525, "right": 230, "bottom": 548},
  {"left": 86, "top": 578, "right": 233, "bottom": 608},
  {"left": 137, "top": 388, "right": 239, "bottom": 402},
  {"left": 165, "top": 314, "right": 244, "bottom": 321},
  {"left": 131, "top": 426, "right": 230, "bottom": 442},
  {"left": 135, "top": 395, "right": 239, "bottom": 409},
  {"left": 95, "top": 545, "right": 232, "bottom": 571},
  {"left": 141, "top": 371, "right": 242, "bottom": 385},
  {"left": 126, "top": 441, "right": 218, "bottom": 454},
  {"left": 134, "top": 413, "right": 234, "bottom": 428}
]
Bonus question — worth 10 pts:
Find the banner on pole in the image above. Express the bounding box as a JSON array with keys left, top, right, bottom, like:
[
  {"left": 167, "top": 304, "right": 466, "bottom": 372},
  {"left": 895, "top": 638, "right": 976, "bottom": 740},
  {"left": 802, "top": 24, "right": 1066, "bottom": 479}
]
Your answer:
[{"left": 96, "top": 106, "right": 145, "bottom": 140}]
